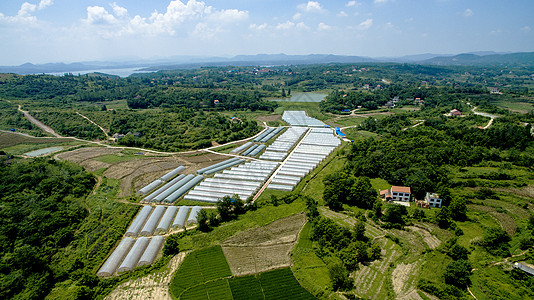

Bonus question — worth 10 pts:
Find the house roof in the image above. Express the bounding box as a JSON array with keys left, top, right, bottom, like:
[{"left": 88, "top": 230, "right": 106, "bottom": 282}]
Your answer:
[
  {"left": 380, "top": 189, "right": 391, "bottom": 196},
  {"left": 391, "top": 186, "right": 411, "bottom": 193}
]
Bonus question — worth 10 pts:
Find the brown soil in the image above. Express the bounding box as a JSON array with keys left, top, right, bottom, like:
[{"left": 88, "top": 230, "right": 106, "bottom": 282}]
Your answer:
[
  {"left": 57, "top": 147, "right": 232, "bottom": 197},
  {"left": 222, "top": 213, "right": 305, "bottom": 276},
  {"left": 105, "top": 252, "right": 187, "bottom": 300},
  {"left": 56, "top": 147, "right": 122, "bottom": 163},
  {"left": 256, "top": 115, "right": 282, "bottom": 122}
]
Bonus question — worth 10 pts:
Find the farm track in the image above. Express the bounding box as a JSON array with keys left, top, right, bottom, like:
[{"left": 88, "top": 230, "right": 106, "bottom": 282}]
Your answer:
[
  {"left": 76, "top": 112, "right": 111, "bottom": 139},
  {"left": 17, "top": 105, "right": 61, "bottom": 137}
]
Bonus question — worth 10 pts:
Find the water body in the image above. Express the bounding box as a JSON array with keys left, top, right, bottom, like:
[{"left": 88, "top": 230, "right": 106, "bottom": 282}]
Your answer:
[
  {"left": 273, "top": 92, "right": 327, "bottom": 102},
  {"left": 24, "top": 146, "right": 64, "bottom": 157},
  {"left": 44, "top": 67, "right": 155, "bottom": 77}
]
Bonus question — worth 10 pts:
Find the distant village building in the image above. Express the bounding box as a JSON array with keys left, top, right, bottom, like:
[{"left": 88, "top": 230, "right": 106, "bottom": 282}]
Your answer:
[
  {"left": 363, "top": 84, "right": 371, "bottom": 89},
  {"left": 380, "top": 186, "right": 411, "bottom": 202},
  {"left": 491, "top": 87, "right": 500, "bottom": 94},
  {"left": 414, "top": 98, "right": 425, "bottom": 105},
  {"left": 230, "top": 117, "right": 242, "bottom": 123},
  {"left": 214, "top": 99, "right": 220, "bottom": 105},
  {"left": 424, "top": 192, "right": 442, "bottom": 208},
  {"left": 450, "top": 109, "right": 462, "bottom": 116}
]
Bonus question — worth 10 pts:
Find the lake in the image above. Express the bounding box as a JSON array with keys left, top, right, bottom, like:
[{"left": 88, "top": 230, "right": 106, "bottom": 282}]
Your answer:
[{"left": 45, "top": 67, "right": 155, "bottom": 77}]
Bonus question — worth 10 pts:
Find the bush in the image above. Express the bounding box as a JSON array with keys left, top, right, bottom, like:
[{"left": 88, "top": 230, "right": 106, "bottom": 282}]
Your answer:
[{"left": 444, "top": 259, "right": 472, "bottom": 288}]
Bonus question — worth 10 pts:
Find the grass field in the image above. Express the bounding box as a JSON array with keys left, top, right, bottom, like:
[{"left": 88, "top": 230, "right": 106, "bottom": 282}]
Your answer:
[
  {"left": 471, "top": 265, "right": 534, "bottom": 299},
  {"left": 291, "top": 222, "right": 332, "bottom": 297},
  {"left": 0, "top": 131, "right": 84, "bottom": 155}
]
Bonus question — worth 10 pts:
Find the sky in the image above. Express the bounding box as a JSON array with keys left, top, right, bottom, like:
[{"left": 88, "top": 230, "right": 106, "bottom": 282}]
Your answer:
[{"left": 0, "top": 0, "right": 533, "bottom": 65}]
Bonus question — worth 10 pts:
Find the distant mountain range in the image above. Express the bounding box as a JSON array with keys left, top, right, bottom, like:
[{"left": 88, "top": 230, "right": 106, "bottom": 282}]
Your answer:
[{"left": 1, "top": 51, "right": 533, "bottom": 75}]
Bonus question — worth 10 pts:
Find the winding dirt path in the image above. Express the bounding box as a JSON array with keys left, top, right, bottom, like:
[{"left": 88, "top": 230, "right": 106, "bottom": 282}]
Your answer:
[
  {"left": 18, "top": 105, "right": 62, "bottom": 137},
  {"left": 76, "top": 112, "right": 111, "bottom": 139}
]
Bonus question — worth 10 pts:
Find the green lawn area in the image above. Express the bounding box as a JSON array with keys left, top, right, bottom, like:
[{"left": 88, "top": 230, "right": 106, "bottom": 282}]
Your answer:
[
  {"left": 471, "top": 265, "right": 534, "bottom": 300},
  {"left": 174, "top": 200, "right": 307, "bottom": 252},
  {"left": 292, "top": 222, "right": 332, "bottom": 297}
]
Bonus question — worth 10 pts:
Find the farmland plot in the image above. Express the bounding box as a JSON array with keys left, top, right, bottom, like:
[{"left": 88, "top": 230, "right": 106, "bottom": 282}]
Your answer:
[
  {"left": 222, "top": 213, "right": 306, "bottom": 276},
  {"left": 169, "top": 246, "right": 232, "bottom": 299}
]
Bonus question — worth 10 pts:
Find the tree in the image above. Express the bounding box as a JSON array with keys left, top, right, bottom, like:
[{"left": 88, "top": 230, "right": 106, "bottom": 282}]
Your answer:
[
  {"left": 196, "top": 209, "right": 210, "bottom": 232},
  {"left": 444, "top": 259, "right": 472, "bottom": 288},
  {"left": 325, "top": 256, "right": 352, "bottom": 291},
  {"left": 349, "top": 176, "right": 377, "bottom": 209},
  {"left": 435, "top": 206, "right": 451, "bottom": 229},
  {"left": 163, "top": 233, "right": 182, "bottom": 255},
  {"left": 305, "top": 196, "right": 319, "bottom": 220},
  {"left": 373, "top": 199, "right": 383, "bottom": 218},
  {"left": 382, "top": 204, "right": 408, "bottom": 226},
  {"left": 323, "top": 183, "right": 343, "bottom": 211},
  {"left": 449, "top": 244, "right": 470, "bottom": 261},
  {"left": 481, "top": 227, "right": 511, "bottom": 256},
  {"left": 353, "top": 220, "right": 366, "bottom": 241},
  {"left": 449, "top": 197, "right": 467, "bottom": 221}
]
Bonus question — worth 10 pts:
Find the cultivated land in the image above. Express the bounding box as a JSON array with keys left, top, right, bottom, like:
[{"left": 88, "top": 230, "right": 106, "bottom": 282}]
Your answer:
[{"left": 1, "top": 63, "right": 533, "bottom": 300}]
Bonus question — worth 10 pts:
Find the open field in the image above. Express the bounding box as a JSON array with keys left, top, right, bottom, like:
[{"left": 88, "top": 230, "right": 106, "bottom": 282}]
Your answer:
[
  {"left": 222, "top": 213, "right": 305, "bottom": 276},
  {"left": 56, "top": 146, "right": 229, "bottom": 197},
  {"left": 0, "top": 131, "right": 85, "bottom": 155},
  {"left": 105, "top": 252, "right": 187, "bottom": 300}
]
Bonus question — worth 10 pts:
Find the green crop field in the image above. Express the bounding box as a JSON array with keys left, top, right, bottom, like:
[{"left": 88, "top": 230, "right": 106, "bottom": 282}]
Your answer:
[
  {"left": 170, "top": 245, "right": 232, "bottom": 298},
  {"left": 260, "top": 268, "right": 316, "bottom": 300},
  {"left": 228, "top": 275, "right": 264, "bottom": 300},
  {"left": 171, "top": 245, "right": 315, "bottom": 300}
]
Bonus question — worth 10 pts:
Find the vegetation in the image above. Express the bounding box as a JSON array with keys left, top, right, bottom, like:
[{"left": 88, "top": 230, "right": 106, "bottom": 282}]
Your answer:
[
  {"left": 0, "top": 158, "right": 94, "bottom": 299},
  {"left": 170, "top": 245, "right": 313, "bottom": 300}
]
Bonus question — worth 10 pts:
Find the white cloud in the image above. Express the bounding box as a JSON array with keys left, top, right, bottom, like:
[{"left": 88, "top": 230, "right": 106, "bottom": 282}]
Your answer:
[
  {"left": 208, "top": 9, "right": 248, "bottom": 22},
  {"left": 337, "top": 11, "right": 348, "bottom": 17},
  {"left": 192, "top": 22, "right": 220, "bottom": 39},
  {"left": 296, "top": 22, "right": 309, "bottom": 30},
  {"left": 374, "top": 0, "right": 388, "bottom": 4},
  {"left": 462, "top": 8, "right": 473, "bottom": 17},
  {"left": 317, "top": 22, "right": 331, "bottom": 31},
  {"left": 276, "top": 20, "right": 295, "bottom": 30},
  {"left": 111, "top": 2, "right": 128, "bottom": 17},
  {"left": 77, "top": 0, "right": 249, "bottom": 37},
  {"left": 358, "top": 18, "right": 373, "bottom": 30},
  {"left": 38, "top": 0, "right": 53, "bottom": 10},
  {"left": 293, "top": 12, "right": 302, "bottom": 20},
  {"left": 83, "top": 6, "right": 118, "bottom": 25},
  {"left": 346, "top": 1, "right": 360, "bottom": 7},
  {"left": 249, "top": 23, "right": 267, "bottom": 31},
  {"left": 298, "top": 1, "right": 324, "bottom": 13},
  {"left": 521, "top": 26, "right": 531, "bottom": 33}
]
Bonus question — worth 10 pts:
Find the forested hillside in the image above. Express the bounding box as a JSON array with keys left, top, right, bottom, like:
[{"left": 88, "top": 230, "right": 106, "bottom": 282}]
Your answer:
[{"left": 0, "top": 158, "right": 94, "bottom": 299}]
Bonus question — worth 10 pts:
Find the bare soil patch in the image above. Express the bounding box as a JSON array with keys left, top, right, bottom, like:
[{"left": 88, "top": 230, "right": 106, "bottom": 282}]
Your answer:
[
  {"left": 56, "top": 147, "right": 122, "bottom": 163},
  {"left": 105, "top": 252, "right": 187, "bottom": 300},
  {"left": 222, "top": 213, "right": 305, "bottom": 276},
  {"left": 256, "top": 114, "right": 282, "bottom": 122}
]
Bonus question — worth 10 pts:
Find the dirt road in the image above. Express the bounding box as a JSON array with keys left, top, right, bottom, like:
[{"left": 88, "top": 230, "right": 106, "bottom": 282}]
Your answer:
[{"left": 18, "top": 105, "right": 61, "bottom": 137}]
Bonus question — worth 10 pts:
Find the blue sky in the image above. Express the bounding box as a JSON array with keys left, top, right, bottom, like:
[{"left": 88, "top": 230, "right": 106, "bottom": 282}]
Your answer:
[{"left": 0, "top": 0, "right": 532, "bottom": 65}]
